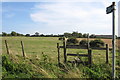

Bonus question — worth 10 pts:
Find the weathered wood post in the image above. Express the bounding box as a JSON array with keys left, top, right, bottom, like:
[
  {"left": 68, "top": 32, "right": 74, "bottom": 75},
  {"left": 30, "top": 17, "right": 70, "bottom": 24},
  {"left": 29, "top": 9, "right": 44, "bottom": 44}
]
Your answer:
[
  {"left": 5, "top": 40, "right": 9, "bottom": 54},
  {"left": 21, "top": 41, "right": 25, "bottom": 59},
  {"left": 63, "top": 37, "right": 67, "bottom": 63},
  {"left": 88, "top": 49, "right": 92, "bottom": 65},
  {"left": 57, "top": 43, "right": 60, "bottom": 66},
  {"left": 87, "top": 33, "right": 90, "bottom": 49},
  {"left": 106, "top": 44, "right": 109, "bottom": 64}
]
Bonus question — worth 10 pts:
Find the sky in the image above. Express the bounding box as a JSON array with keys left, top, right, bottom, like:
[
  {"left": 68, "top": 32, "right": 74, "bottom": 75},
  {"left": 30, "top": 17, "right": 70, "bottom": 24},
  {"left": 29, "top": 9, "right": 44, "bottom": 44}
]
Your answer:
[{"left": 1, "top": 0, "right": 120, "bottom": 36}]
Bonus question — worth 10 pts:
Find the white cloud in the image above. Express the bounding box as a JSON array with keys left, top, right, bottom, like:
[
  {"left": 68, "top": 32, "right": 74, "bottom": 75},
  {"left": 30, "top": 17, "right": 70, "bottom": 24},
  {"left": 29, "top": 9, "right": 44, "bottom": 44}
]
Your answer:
[
  {"left": 2, "top": 0, "right": 119, "bottom": 2},
  {"left": 30, "top": 2, "right": 113, "bottom": 34}
]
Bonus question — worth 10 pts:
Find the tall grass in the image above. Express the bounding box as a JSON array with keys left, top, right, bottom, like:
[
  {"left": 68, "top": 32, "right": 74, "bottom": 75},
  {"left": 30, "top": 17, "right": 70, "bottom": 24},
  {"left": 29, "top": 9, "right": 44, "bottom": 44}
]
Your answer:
[{"left": 1, "top": 37, "right": 120, "bottom": 79}]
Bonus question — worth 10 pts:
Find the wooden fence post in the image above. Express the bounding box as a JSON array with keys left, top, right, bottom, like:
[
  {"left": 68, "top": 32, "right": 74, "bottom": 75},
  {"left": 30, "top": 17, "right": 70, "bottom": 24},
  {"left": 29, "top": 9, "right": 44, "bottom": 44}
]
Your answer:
[
  {"left": 88, "top": 49, "right": 92, "bottom": 65},
  {"left": 21, "top": 41, "right": 25, "bottom": 59},
  {"left": 106, "top": 44, "right": 109, "bottom": 64},
  {"left": 5, "top": 40, "right": 9, "bottom": 54},
  {"left": 63, "top": 38, "right": 67, "bottom": 63},
  {"left": 87, "top": 33, "right": 90, "bottom": 49},
  {"left": 57, "top": 43, "right": 60, "bottom": 66}
]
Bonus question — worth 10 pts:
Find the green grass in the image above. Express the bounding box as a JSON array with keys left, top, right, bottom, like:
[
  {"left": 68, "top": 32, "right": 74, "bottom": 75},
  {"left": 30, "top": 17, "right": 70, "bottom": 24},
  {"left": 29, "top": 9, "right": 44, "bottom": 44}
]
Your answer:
[{"left": 1, "top": 37, "right": 120, "bottom": 79}]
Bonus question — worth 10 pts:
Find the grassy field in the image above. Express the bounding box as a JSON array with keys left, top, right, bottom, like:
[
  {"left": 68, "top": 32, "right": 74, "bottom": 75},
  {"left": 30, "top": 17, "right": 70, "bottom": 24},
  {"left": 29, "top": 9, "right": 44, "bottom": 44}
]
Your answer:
[{"left": 1, "top": 37, "right": 120, "bottom": 79}]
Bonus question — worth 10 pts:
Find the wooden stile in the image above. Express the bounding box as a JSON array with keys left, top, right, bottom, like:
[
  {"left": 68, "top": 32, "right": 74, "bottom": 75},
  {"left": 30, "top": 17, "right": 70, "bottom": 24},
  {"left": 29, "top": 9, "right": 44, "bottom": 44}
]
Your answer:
[{"left": 57, "top": 38, "right": 110, "bottom": 65}]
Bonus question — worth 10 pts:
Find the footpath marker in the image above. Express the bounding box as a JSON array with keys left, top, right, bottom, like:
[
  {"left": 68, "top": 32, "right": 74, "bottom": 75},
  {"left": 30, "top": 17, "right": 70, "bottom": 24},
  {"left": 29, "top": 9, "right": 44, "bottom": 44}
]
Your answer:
[{"left": 106, "top": 2, "right": 116, "bottom": 79}]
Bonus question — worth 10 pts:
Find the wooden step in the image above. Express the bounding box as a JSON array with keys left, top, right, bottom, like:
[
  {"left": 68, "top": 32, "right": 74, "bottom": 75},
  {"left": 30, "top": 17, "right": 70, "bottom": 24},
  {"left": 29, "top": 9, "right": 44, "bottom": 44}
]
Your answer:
[{"left": 67, "top": 53, "right": 88, "bottom": 57}]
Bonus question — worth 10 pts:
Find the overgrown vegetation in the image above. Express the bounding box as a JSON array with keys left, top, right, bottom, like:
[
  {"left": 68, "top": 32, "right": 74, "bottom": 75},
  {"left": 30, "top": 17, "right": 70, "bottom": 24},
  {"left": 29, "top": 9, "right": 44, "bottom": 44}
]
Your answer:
[
  {"left": 79, "top": 39, "right": 88, "bottom": 47},
  {"left": 67, "top": 38, "right": 79, "bottom": 45},
  {"left": 2, "top": 53, "right": 118, "bottom": 79},
  {"left": 1, "top": 37, "right": 120, "bottom": 79},
  {"left": 90, "top": 39, "right": 105, "bottom": 48}
]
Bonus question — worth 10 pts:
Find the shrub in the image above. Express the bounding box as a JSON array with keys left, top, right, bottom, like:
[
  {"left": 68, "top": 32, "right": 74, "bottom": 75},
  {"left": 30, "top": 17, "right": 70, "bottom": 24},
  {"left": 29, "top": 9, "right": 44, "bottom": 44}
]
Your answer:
[
  {"left": 83, "top": 64, "right": 111, "bottom": 79},
  {"left": 90, "top": 39, "right": 105, "bottom": 48},
  {"left": 67, "top": 38, "right": 79, "bottom": 45},
  {"left": 2, "top": 55, "right": 34, "bottom": 78},
  {"left": 58, "top": 37, "right": 64, "bottom": 40},
  {"left": 79, "top": 40, "right": 88, "bottom": 47}
]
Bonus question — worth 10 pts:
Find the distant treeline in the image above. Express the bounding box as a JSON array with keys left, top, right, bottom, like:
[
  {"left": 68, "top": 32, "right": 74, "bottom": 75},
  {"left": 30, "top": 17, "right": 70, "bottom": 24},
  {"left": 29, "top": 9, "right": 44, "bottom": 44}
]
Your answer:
[
  {"left": 1, "top": 31, "right": 96, "bottom": 38},
  {"left": 1, "top": 31, "right": 63, "bottom": 37},
  {"left": 1, "top": 31, "right": 120, "bottom": 39}
]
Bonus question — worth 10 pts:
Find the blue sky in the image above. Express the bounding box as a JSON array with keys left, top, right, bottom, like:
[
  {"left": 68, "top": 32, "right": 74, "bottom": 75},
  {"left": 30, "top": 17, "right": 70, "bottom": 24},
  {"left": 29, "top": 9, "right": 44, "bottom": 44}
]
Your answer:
[
  {"left": 2, "top": 1, "right": 119, "bottom": 35},
  {"left": 118, "top": 1, "right": 120, "bottom": 36}
]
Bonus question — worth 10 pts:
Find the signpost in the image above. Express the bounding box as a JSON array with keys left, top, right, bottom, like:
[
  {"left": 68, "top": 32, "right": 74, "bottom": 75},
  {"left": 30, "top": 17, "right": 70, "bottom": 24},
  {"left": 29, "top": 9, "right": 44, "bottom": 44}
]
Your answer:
[{"left": 106, "top": 2, "right": 116, "bottom": 79}]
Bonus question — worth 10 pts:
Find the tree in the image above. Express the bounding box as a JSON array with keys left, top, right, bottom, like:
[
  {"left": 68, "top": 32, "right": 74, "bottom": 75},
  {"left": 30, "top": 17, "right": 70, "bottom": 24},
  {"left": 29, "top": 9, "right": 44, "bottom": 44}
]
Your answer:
[
  {"left": 2, "top": 32, "right": 7, "bottom": 36},
  {"left": 90, "top": 34, "right": 96, "bottom": 38},
  {"left": 78, "top": 33, "right": 83, "bottom": 38},
  {"left": 64, "top": 32, "right": 72, "bottom": 38},
  {"left": 40, "top": 34, "right": 44, "bottom": 37},
  {"left": 11, "top": 31, "right": 17, "bottom": 36},
  {"left": 67, "top": 38, "right": 79, "bottom": 45},
  {"left": 7, "top": 34, "right": 11, "bottom": 36},
  {"left": 25, "top": 34, "right": 30, "bottom": 37},
  {"left": 17, "top": 33, "right": 21, "bottom": 36},
  {"left": 79, "top": 40, "right": 88, "bottom": 47},
  {"left": 90, "top": 39, "right": 105, "bottom": 48},
  {"left": 83, "top": 33, "right": 88, "bottom": 38},
  {"left": 35, "top": 32, "right": 39, "bottom": 37},
  {"left": 72, "top": 31, "right": 79, "bottom": 38}
]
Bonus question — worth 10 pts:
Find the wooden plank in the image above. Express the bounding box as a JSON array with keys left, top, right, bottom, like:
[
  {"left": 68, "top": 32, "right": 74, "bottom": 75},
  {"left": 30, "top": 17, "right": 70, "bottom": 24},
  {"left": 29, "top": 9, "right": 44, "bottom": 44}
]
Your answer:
[
  {"left": 21, "top": 41, "right": 25, "bottom": 59},
  {"left": 5, "top": 40, "right": 9, "bottom": 54},
  {"left": 91, "top": 47, "right": 106, "bottom": 50},
  {"left": 60, "top": 45, "right": 87, "bottom": 49},
  {"left": 60, "top": 45, "right": 107, "bottom": 50},
  {"left": 59, "top": 46, "right": 64, "bottom": 48},
  {"left": 67, "top": 53, "right": 88, "bottom": 57},
  {"left": 67, "top": 45, "right": 87, "bottom": 49},
  {"left": 106, "top": 44, "right": 109, "bottom": 64}
]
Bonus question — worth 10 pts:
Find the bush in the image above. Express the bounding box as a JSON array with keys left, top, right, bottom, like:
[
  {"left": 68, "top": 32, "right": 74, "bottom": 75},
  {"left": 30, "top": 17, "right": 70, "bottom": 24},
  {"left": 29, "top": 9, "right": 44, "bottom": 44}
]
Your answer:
[
  {"left": 83, "top": 64, "right": 111, "bottom": 79},
  {"left": 67, "top": 38, "right": 79, "bottom": 45},
  {"left": 79, "top": 40, "right": 88, "bottom": 47},
  {"left": 58, "top": 37, "right": 64, "bottom": 40},
  {"left": 2, "top": 55, "right": 33, "bottom": 78},
  {"left": 90, "top": 39, "right": 105, "bottom": 48}
]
